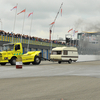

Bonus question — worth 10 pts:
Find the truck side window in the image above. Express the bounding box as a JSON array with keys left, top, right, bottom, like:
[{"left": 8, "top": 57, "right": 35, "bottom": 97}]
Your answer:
[{"left": 15, "top": 45, "right": 20, "bottom": 50}]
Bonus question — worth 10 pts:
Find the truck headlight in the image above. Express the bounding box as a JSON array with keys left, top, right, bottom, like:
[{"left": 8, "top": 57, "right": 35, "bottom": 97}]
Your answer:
[{"left": 4, "top": 57, "right": 8, "bottom": 60}]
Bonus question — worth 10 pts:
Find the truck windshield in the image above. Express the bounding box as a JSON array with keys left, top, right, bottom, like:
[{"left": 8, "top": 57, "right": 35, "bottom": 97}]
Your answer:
[{"left": 3, "top": 44, "right": 14, "bottom": 51}]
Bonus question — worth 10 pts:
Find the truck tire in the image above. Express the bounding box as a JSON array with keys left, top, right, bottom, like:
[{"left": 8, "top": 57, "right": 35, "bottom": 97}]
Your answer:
[
  {"left": 32, "top": 56, "right": 41, "bottom": 65},
  {"left": 10, "top": 57, "right": 16, "bottom": 65},
  {"left": 1, "top": 63, "right": 6, "bottom": 65},
  {"left": 68, "top": 59, "right": 72, "bottom": 64}
]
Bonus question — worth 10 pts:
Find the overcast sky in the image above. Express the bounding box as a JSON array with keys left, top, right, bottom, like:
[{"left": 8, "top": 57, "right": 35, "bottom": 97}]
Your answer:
[{"left": 0, "top": 0, "right": 100, "bottom": 40}]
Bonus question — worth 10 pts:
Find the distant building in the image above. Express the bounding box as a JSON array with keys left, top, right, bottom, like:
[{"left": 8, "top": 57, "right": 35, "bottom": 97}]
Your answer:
[
  {"left": 77, "top": 32, "right": 100, "bottom": 44},
  {"left": 77, "top": 32, "right": 100, "bottom": 55}
]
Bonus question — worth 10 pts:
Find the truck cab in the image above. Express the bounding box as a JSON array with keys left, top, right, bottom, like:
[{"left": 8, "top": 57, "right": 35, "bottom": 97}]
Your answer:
[{"left": 0, "top": 43, "right": 41, "bottom": 65}]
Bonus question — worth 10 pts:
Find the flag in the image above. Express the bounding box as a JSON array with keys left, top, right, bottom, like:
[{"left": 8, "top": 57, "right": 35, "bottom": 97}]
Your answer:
[
  {"left": 61, "top": 8, "right": 62, "bottom": 16},
  {"left": 50, "top": 22, "right": 55, "bottom": 25},
  {"left": 11, "top": 5, "right": 17, "bottom": 11},
  {"left": 28, "top": 12, "right": 33, "bottom": 17},
  {"left": 17, "top": 9, "right": 26, "bottom": 15},
  {"left": 68, "top": 28, "right": 73, "bottom": 33},
  {"left": 75, "top": 31, "right": 78, "bottom": 33},
  {"left": 61, "top": 2, "right": 63, "bottom": 16}
]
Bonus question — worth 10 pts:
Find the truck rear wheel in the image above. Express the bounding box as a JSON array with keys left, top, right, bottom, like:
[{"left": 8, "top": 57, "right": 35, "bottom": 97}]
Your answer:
[
  {"left": 32, "top": 56, "right": 41, "bottom": 65},
  {"left": 10, "top": 57, "right": 16, "bottom": 65}
]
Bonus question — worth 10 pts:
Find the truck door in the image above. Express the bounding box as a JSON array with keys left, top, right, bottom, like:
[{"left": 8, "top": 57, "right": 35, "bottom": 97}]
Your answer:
[{"left": 15, "top": 45, "right": 22, "bottom": 55}]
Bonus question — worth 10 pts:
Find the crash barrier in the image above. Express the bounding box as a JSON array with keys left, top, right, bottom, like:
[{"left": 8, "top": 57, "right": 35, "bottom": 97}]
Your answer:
[{"left": 16, "top": 57, "right": 22, "bottom": 69}]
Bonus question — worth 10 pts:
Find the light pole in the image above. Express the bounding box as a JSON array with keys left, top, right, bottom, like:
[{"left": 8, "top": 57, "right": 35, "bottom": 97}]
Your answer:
[{"left": 0, "top": 19, "right": 2, "bottom": 30}]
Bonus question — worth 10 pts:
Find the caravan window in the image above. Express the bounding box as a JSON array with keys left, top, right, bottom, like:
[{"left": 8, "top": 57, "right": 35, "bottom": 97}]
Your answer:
[
  {"left": 63, "top": 50, "right": 68, "bottom": 55},
  {"left": 52, "top": 51, "right": 62, "bottom": 55}
]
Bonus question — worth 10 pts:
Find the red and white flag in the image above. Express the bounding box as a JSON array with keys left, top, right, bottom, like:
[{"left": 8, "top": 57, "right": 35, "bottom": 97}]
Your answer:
[
  {"left": 75, "top": 31, "right": 78, "bottom": 33},
  {"left": 17, "top": 9, "right": 26, "bottom": 15},
  {"left": 50, "top": 22, "right": 55, "bottom": 25},
  {"left": 28, "top": 12, "right": 33, "bottom": 17},
  {"left": 11, "top": 5, "right": 17, "bottom": 11},
  {"left": 68, "top": 28, "right": 73, "bottom": 33},
  {"left": 61, "top": 8, "right": 62, "bottom": 16}
]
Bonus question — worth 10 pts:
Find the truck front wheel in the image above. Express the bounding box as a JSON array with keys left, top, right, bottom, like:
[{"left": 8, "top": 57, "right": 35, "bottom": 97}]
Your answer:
[
  {"left": 32, "top": 56, "right": 41, "bottom": 65},
  {"left": 10, "top": 57, "right": 16, "bottom": 65}
]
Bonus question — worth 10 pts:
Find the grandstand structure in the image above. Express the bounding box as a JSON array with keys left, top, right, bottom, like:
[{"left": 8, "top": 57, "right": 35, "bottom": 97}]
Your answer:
[{"left": 0, "top": 31, "right": 100, "bottom": 59}]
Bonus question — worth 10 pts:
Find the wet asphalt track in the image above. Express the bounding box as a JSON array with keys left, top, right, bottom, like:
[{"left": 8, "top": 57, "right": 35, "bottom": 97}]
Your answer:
[
  {"left": 0, "top": 60, "right": 100, "bottom": 79},
  {"left": 0, "top": 61, "right": 100, "bottom": 100}
]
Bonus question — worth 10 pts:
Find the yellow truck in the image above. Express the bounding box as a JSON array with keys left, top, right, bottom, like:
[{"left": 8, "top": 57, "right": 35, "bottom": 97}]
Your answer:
[{"left": 0, "top": 43, "right": 41, "bottom": 65}]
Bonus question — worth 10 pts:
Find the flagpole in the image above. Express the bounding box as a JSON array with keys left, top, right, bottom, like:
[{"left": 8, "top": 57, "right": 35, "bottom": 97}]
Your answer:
[
  {"left": 49, "top": 2, "right": 63, "bottom": 53},
  {"left": 0, "top": 19, "right": 2, "bottom": 30},
  {"left": 76, "top": 34, "right": 77, "bottom": 47},
  {"left": 12, "top": 4, "right": 18, "bottom": 43},
  {"left": 27, "top": 12, "right": 33, "bottom": 52},
  {"left": 13, "top": 4, "right": 18, "bottom": 32},
  {"left": 73, "top": 29, "right": 74, "bottom": 46},
  {"left": 50, "top": 2, "right": 63, "bottom": 30},
  {"left": 21, "top": 9, "right": 26, "bottom": 43},
  {"left": 76, "top": 32, "right": 78, "bottom": 47},
  {"left": 50, "top": 24, "right": 55, "bottom": 53}
]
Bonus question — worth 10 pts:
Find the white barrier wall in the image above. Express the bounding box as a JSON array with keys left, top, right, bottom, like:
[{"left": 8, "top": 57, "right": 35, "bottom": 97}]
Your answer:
[{"left": 77, "top": 55, "right": 100, "bottom": 62}]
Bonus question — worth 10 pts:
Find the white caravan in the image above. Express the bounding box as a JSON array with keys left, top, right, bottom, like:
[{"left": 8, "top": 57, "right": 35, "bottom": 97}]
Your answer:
[{"left": 50, "top": 46, "right": 78, "bottom": 64}]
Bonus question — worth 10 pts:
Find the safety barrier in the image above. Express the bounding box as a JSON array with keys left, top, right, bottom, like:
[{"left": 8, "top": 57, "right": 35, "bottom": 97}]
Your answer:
[{"left": 0, "top": 35, "right": 65, "bottom": 47}]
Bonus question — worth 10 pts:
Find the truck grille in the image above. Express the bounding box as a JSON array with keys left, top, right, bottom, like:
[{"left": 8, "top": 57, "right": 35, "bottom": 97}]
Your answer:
[{"left": 0, "top": 53, "right": 2, "bottom": 60}]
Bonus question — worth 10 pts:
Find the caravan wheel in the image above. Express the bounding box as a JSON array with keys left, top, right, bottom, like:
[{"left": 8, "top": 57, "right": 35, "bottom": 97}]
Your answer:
[
  {"left": 58, "top": 61, "right": 61, "bottom": 64},
  {"left": 68, "top": 59, "right": 72, "bottom": 64}
]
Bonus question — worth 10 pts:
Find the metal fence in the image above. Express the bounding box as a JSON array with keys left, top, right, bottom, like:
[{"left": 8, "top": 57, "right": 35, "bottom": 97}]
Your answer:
[{"left": 0, "top": 35, "right": 65, "bottom": 47}]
